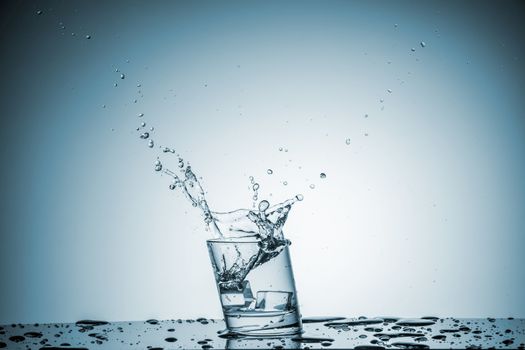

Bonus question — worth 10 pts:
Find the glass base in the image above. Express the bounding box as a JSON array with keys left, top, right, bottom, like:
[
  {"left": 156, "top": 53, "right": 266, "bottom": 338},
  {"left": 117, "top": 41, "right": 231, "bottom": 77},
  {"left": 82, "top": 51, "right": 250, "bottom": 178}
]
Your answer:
[{"left": 224, "top": 309, "right": 302, "bottom": 336}]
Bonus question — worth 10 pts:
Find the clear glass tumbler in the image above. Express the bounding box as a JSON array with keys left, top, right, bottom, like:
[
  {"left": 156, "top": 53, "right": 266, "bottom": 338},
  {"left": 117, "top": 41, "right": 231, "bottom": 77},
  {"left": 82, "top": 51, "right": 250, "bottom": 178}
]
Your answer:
[{"left": 207, "top": 237, "right": 302, "bottom": 336}]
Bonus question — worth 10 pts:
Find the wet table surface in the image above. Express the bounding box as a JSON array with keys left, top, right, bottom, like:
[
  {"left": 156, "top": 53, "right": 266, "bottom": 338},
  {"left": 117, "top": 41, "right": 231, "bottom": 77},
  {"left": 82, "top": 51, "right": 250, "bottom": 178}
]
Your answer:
[{"left": 1, "top": 317, "right": 524, "bottom": 349}]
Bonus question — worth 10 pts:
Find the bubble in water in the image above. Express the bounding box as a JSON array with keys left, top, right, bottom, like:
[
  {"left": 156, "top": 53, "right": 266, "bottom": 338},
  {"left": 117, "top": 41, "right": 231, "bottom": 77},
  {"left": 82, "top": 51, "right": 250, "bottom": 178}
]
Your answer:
[
  {"left": 345, "top": 138, "right": 351, "bottom": 145},
  {"left": 420, "top": 41, "right": 426, "bottom": 48},
  {"left": 85, "top": 35, "right": 91, "bottom": 39},
  {"left": 267, "top": 169, "right": 273, "bottom": 175},
  {"left": 283, "top": 181, "right": 288, "bottom": 186},
  {"left": 411, "top": 47, "right": 416, "bottom": 52},
  {"left": 138, "top": 113, "right": 144, "bottom": 117},
  {"left": 249, "top": 176, "right": 254, "bottom": 182},
  {"left": 387, "top": 89, "right": 392, "bottom": 93},
  {"left": 36, "top": 10, "right": 43, "bottom": 15},
  {"left": 140, "top": 132, "right": 149, "bottom": 139},
  {"left": 141, "top": 122, "right": 146, "bottom": 127},
  {"left": 252, "top": 183, "right": 260, "bottom": 191},
  {"left": 258, "top": 200, "right": 270, "bottom": 212},
  {"left": 279, "top": 147, "right": 283, "bottom": 151},
  {"left": 169, "top": 183, "right": 176, "bottom": 190},
  {"left": 296, "top": 194, "right": 304, "bottom": 201},
  {"left": 309, "top": 184, "right": 315, "bottom": 189},
  {"left": 120, "top": 73, "right": 125, "bottom": 79},
  {"left": 320, "top": 173, "right": 326, "bottom": 179},
  {"left": 178, "top": 159, "right": 184, "bottom": 168},
  {"left": 154, "top": 160, "right": 162, "bottom": 172},
  {"left": 148, "top": 140, "right": 154, "bottom": 148}
]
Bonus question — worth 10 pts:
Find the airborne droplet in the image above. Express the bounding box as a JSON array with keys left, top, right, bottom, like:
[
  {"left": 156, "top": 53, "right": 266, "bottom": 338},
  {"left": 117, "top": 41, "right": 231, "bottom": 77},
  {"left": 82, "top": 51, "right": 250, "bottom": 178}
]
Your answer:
[{"left": 154, "top": 160, "right": 162, "bottom": 172}]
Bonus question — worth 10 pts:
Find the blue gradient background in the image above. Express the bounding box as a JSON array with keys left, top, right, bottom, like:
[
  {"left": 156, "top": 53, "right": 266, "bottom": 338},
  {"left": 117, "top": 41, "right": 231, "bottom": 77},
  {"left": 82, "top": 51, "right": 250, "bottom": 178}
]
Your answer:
[{"left": 1, "top": 0, "right": 524, "bottom": 324}]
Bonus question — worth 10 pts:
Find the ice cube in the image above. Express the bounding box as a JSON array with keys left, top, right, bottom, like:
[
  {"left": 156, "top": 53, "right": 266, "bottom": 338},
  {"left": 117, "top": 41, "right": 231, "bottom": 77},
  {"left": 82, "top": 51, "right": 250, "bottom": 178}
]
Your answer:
[
  {"left": 254, "top": 291, "right": 292, "bottom": 311},
  {"left": 220, "top": 280, "right": 253, "bottom": 307}
]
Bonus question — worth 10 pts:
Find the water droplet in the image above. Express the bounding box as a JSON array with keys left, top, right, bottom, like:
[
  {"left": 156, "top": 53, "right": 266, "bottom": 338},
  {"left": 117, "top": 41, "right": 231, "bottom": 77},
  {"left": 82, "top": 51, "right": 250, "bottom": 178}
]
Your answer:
[
  {"left": 320, "top": 173, "right": 326, "bottom": 179},
  {"left": 148, "top": 140, "right": 154, "bottom": 148},
  {"left": 120, "top": 73, "right": 125, "bottom": 79},
  {"left": 36, "top": 10, "right": 43, "bottom": 15},
  {"left": 252, "top": 183, "right": 260, "bottom": 191},
  {"left": 140, "top": 132, "right": 149, "bottom": 139},
  {"left": 154, "top": 160, "right": 162, "bottom": 172},
  {"left": 309, "top": 184, "right": 315, "bottom": 189},
  {"left": 267, "top": 169, "right": 273, "bottom": 175},
  {"left": 345, "top": 138, "right": 351, "bottom": 145},
  {"left": 85, "top": 35, "right": 91, "bottom": 39},
  {"left": 259, "top": 200, "right": 270, "bottom": 212},
  {"left": 138, "top": 113, "right": 144, "bottom": 117},
  {"left": 420, "top": 41, "right": 426, "bottom": 48}
]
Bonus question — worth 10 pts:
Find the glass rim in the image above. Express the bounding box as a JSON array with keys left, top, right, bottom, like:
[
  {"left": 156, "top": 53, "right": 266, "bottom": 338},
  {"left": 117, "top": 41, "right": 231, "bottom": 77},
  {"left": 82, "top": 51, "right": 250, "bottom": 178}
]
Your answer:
[{"left": 206, "top": 236, "right": 261, "bottom": 244}]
